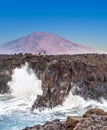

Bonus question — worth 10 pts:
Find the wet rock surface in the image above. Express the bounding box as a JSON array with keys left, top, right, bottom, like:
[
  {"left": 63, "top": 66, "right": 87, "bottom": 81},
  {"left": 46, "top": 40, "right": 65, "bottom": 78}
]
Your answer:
[
  {"left": 23, "top": 108, "right": 107, "bottom": 130},
  {"left": 23, "top": 119, "right": 66, "bottom": 130},
  {"left": 0, "top": 54, "right": 107, "bottom": 109}
]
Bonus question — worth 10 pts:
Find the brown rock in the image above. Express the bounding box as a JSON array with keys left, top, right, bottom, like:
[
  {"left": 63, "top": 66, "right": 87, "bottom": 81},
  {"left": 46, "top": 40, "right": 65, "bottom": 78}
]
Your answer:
[
  {"left": 83, "top": 108, "right": 107, "bottom": 117},
  {"left": 0, "top": 54, "right": 107, "bottom": 109},
  {"left": 66, "top": 116, "right": 79, "bottom": 130},
  {"left": 23, "top": 109, "right": 107, "bottom": 130},
  {"left": 23, "top": 119, "right": 66, "bottom": 130}
]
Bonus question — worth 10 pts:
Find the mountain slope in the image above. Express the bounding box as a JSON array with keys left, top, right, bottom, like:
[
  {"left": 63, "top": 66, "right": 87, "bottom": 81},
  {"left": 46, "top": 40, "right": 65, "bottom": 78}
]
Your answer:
[{"left": 0, "top": 32, "right": 106, "bottom": 55}]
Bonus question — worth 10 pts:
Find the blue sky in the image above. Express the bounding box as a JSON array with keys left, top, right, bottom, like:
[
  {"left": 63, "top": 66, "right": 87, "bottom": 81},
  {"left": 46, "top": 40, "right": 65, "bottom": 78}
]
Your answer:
[{"left": 0, "top": 0, "right": 107, "bottom": 50}]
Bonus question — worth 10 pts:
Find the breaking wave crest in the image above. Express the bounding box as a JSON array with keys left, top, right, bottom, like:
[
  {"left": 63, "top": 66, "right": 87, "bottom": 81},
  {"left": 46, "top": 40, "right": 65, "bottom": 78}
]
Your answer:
[
  {"left": 5, "top": 63, "right": 107, "bottom": 114},
  {"left": 0, "top": 63, "right": 107, "bottom": 129},
  {"left": 0, "top": 63, "right": 43, "bottom": 115},
  {"left": 8, "top": 63, "right": 42, "bottom": 100}
]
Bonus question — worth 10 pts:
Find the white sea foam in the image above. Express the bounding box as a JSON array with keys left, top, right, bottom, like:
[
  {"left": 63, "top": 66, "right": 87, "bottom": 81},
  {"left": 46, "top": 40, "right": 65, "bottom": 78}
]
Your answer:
[
  {"left": 0, "top": 63, "right": 107, "bottom": 130},
  {"left": 1, "top": 63, "right": 107, "bottom": 115},
  {"left": 8, "top": 63, "right": 42, "bottom": 100},
  {"left": 33, "top": 91, "right": 107, "bottom": 117},
  {"left": 0, "top": 63, "right": 43, "bottom": 115}
]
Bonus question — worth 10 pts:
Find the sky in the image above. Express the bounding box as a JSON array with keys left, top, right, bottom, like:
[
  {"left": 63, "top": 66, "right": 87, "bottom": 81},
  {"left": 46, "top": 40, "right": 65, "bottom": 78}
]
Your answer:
[{"left": 0, "top": 0, "right": 107, "bottom": 51}]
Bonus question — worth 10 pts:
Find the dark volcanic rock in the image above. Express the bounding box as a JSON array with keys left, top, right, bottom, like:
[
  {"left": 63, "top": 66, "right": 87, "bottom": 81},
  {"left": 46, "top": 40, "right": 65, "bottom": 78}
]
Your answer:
[
  {"left": 83, "top": 108, "right": 107, "bottom": 117},
  {"left": 66, "top": 117, "right": 79, "bottom": 130},
  {"left": 22, "top": 108, "right": 107, "bottom": 130},
  {"left": 74, "top": 108, "right": 107, "bottom": 130},
  {"left": 0, "top": 54, "right": 107, "bottom": 109},
  {"left": 23, "top": 119, "right": 66, "bottom": 130}
]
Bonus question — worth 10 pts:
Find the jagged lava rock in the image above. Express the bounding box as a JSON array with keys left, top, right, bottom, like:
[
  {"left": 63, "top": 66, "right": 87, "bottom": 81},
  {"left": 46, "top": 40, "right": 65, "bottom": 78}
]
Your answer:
[
  {"left": 0, "top": 54, "right": 107, "bottom": 109},
  {"left": 83, "top": 108, "right": 107, "bottom": 117},
  {"left": 23, "top": 119, "right": 66, "bottom": 130},
  {"left": 23, "top": 108, "right": 107, "bottom": 130}
]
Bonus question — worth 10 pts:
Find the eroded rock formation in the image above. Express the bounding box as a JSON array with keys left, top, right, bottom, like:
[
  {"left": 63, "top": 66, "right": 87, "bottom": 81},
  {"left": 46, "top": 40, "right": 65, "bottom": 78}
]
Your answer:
[{"left": 0, "top": 54, "right": 107, "bottom": 109}]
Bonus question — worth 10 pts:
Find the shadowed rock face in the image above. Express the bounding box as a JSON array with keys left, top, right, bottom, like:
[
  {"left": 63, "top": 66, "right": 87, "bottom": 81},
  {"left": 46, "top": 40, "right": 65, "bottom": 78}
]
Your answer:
[
  {"left": 22, "top": 108, "right": 107, "bottom": 130},
  {"left": 0, "top": 32, "right": 106, "bottom": 55},
  {"left": 0, "top": 54, "right": 107, "bottom": 109}
]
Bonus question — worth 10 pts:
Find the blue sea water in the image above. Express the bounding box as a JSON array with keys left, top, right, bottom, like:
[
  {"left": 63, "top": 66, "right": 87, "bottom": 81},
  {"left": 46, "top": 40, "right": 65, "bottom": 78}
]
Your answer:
[
  {"left": 0, "top": 94, "right": 78, "bottom": 130},
  {"left": 0, "top": 95, "right": 51, "bottom": 130},
  {"left": 1, "top": 93, "right": 107, "bottom": 130},
  {"left": 0, "top": 95, "right": 76, "bottom": 130},
  {"left": 0, "top": 64, "right": 107, "bottom": 130}
]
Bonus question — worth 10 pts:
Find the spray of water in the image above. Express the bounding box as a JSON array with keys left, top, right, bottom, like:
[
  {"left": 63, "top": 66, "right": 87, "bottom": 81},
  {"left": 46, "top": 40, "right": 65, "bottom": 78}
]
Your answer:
[
  {"left": 33, "top": 88, "right": 107, "bottom": 116},
  {"left": 8, "top": 63, "right": 42, "bottom": 99},
  {"left": 1, "top": 63, "right": 107, "bottom": 116},
  {"left": 1, "top": 64, "right": 107, "bottom": 130},
  {"left": 5, "top": 63, "right": 43, "bottom": 113}
]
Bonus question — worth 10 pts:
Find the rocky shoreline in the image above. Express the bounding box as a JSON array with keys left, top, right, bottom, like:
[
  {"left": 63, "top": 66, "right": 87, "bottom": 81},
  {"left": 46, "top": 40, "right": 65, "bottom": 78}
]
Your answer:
[
  {"left": 0, "top": 53, "right": 107, "bottom": 109},
  {"left": 0, "top": 54, "right": 107, "bottom": 129},
  {"left": 23, "top": 108, "right": 107, "bottom": 130}
]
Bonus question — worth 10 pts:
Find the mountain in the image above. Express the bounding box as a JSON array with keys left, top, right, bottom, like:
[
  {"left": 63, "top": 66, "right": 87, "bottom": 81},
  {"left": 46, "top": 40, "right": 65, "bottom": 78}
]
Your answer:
[{"left": 0, "top": 32, "right": 106, "bottom": 55}]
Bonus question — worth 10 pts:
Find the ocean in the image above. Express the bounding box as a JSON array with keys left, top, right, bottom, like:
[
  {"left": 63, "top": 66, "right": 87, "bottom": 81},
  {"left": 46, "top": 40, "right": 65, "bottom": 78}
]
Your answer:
[{"left": 0, "top": 64, "right": 107, "bottom": 130}]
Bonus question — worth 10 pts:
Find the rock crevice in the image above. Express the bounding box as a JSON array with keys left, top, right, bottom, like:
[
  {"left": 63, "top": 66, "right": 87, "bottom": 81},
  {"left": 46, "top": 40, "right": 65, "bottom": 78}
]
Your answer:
[{"left": 0, "top": 54, "right": 107, "bottom": 109}]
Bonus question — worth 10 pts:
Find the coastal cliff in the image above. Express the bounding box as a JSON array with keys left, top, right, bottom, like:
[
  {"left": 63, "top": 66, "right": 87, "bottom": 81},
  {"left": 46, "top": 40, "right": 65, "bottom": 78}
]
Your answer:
[{"left": 0, "top": 54, "right": 107, "bottom": 109}]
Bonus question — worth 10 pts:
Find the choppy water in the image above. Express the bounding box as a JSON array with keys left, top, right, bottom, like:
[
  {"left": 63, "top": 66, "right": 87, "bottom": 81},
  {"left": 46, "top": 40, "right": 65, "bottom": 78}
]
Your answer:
[
  {"left": 0, "top": 64, "right": 107, "bottom": 130},
  {"left": 1, "top": 93, "right": 107, "bottom": 130}
]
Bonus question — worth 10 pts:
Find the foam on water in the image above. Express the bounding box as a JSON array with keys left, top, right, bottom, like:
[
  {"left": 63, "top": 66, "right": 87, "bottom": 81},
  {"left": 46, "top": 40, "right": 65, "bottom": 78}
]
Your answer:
[
  {"left": 8, "top": 63, "right": 42, "bottom": 99},
  {"left": 0, "top": 63, "right": 107, "bottom": 129},
  {"left": 61, "top": 91, "right": 107, "bottom": 113},
  {"left": 35, "top": 91, "right": 107, "bottom": 117},
  {"left": 0, "top": 63, "right": 43, "bottom": 115}
]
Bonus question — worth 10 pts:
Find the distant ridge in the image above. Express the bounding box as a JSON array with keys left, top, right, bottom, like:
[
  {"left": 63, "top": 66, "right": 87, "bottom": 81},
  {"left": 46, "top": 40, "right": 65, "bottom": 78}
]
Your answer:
[{"left": 0, "top": 32, "right": 106, "bottom": 55}]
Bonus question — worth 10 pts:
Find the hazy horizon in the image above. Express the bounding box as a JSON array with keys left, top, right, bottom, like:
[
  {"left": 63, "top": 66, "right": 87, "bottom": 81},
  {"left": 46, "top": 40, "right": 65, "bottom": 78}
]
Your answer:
[{"left": 0, "top": 0, "right": 107, "bottom": 51}]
